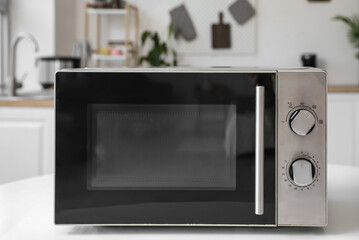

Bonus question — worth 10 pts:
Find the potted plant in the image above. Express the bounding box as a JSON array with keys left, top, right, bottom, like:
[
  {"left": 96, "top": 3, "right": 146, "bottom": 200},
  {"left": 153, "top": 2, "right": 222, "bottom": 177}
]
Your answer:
[
  {"left": 333, "top": 15, "right": 359, "bottom": 59},
  {"left": 139, "top": 24, "right": 177, "bottom": 67}
]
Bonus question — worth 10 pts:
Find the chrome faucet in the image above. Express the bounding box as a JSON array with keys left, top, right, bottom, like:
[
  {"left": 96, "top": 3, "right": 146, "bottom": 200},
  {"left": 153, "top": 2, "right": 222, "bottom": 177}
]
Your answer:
[{"left": 9, "top": 32, "right": 39, "bottom": 96}]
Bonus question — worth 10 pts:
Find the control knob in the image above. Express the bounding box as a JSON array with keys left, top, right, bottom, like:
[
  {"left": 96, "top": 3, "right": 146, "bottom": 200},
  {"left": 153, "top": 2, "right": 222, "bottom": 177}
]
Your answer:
[
  {"left": 288, "top": 158, "right": 316, "bottom": 187},
  {"left": 289, "top": 109, "right": 316, "bottom": 136}
]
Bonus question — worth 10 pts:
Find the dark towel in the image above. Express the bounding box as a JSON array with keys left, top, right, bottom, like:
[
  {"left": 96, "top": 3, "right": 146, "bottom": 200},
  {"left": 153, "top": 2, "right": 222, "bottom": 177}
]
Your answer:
[
  {"left": 170, "top": 4, "right": 197, "bottom": 42},
  {"left": 229, "top": 0, "right": 256, "bottom": 25}
]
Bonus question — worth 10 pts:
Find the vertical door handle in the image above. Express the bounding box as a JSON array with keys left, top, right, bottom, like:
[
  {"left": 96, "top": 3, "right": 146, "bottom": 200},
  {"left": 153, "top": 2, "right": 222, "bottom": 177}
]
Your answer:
[{"left": 255, "top": 85, "right": 265, "bottom": 215}]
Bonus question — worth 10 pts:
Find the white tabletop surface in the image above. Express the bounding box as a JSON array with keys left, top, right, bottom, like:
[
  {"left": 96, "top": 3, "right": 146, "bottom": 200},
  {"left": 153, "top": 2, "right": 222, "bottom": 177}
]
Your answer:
[{"left": 0, "top": 164, "right": 358, "bottom": 240}]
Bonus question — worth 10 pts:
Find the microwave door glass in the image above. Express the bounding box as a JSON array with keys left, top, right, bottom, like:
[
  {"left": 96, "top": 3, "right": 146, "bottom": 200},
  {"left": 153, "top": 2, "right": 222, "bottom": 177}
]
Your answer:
[
  {"left": 55, "top": 71, "right": 276, "bottom": 225},
  {"left": 88, "top": 104, "right": 236, "bottom": 190}
]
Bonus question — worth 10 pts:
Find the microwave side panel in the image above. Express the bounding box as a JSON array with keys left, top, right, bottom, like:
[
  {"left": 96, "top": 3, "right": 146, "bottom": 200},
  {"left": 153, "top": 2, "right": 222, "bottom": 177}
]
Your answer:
[{"left": 277, "top": 70, "right": 327, "bottom": 226}]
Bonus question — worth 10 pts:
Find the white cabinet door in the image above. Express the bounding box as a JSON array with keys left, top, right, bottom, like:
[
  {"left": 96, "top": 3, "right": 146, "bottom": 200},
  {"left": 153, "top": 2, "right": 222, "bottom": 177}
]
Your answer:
[
  {"left": 328, "top": 93, "right": 359, "bottom": 166},
  {"left": 0, "top": 107, "right": 54, "bottom": 184}
]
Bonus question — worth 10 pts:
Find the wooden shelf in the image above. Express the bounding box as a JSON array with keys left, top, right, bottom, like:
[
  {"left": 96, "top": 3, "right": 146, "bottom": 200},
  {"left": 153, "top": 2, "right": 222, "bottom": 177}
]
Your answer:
[
  {"left": 85, "top": 3, "right": 139, "bottom": 67},
  {"left": 87, "top": 8, "right": 127, "bottom": 15},
  {"left": 328, "top": 86, "right": 359, "bottom": 93},
  {"left": 92, "top": 54, "right": 126, "bottom": 61}
]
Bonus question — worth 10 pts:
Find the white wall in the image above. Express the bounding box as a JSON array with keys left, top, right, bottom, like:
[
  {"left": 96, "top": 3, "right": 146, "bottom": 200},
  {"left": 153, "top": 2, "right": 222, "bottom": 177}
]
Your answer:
[
  {"left": 141, "top": 0, "right": 359, "bottom": 85},
  {"left": 75, "top": 0, "right": 359, "bottom": 85},
  {"left": 9, "top": 0, "right": 359, "bottom": 92}
]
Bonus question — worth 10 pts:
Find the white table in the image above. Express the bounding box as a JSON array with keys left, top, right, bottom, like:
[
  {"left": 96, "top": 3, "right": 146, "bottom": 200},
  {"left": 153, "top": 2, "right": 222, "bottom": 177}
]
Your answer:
[{"left": 1, "top": 164, "right": 358, "bottom": 239}]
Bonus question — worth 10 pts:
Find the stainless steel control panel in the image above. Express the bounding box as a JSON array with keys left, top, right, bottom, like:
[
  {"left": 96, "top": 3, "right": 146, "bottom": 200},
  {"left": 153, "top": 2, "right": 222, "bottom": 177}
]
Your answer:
[{"left": 277, "top": 69, "right": 327, "bottom": 226}]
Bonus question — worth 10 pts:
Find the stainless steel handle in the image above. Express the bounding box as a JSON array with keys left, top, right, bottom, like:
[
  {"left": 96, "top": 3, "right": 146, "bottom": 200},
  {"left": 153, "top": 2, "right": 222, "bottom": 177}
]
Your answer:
[{"left": 255, "top": 85, "right": 265, "bottom": 215}]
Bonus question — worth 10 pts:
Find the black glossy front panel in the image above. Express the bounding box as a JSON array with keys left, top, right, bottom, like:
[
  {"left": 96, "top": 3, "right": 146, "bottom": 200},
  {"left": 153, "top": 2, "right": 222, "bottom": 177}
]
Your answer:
[
  {"left": 55, "top": 71, "right": 276, "bottom": 225},
  {"left": 89, "top": 104, "right": 237, "bottom": 190}
]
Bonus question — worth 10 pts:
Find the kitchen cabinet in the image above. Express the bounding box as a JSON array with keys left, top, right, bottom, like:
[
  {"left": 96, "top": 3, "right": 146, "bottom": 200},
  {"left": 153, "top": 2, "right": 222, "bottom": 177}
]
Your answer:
[
  {"left": 328, "top": 92, "right": 359, "bottom": 166},
  {"left": 0, "top": 107, "right": 54, "bottom": 184}
]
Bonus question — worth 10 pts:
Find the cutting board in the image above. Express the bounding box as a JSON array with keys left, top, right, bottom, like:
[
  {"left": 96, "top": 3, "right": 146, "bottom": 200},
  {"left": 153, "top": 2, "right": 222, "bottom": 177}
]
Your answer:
[{"left": 212, "top": 12, "right": 231, "bottom": 49}]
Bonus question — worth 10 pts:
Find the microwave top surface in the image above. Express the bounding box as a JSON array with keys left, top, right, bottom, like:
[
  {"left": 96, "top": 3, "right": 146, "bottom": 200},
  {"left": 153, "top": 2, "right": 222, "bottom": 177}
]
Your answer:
[{"left": 57, "top": 66, "right": 325, "bottom": 74}]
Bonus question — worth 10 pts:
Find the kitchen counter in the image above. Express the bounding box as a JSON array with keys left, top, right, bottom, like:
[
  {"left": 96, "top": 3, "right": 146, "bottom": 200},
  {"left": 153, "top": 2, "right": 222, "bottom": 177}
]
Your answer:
[
  {"left": 0, "top": 99, "right": 54, "bottom": 108},
  {"left": 328, "top": 86, "right": 359, "bottom": 93},
  {"left": 0, "top": 164, "right": 358, "bottom": 239}
]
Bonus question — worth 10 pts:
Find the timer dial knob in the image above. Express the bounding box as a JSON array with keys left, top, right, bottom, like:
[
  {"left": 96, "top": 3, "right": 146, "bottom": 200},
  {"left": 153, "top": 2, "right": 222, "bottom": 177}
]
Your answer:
[
  {"left": 289, "top": 109, "right": 316, "bottom": 136},
  {"left": 288, "top": 159, "right": 316, "bottom": 187}
]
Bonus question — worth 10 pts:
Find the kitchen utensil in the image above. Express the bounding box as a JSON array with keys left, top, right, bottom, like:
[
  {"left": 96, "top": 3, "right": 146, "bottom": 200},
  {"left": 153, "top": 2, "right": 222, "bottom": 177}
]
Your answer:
[
  {"left": 301, "top": 53, "right": 317, "bottom": 67},
  {"left": 0, "top": 0, "right": 8, "bottom": 11},
  {"left": 72, "top": 40, "right": 91, "bottom": 67},
  {"left": 212, "top": 12, "right": 231, "bottom": 49},
  {"left": 111, "top": 0, "right": 125, "bottom": 8},
  {"left": 93, "top": 0, "right": 110, "bottom": 8},
  {"left": 37, "top": 56, "right": 80, "bottom": 89}
]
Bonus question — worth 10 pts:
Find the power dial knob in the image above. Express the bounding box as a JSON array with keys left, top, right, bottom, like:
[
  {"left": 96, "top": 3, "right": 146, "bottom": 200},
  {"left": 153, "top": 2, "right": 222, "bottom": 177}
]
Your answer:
[
  {"left": 289, "top": 109, "right": 316, "bottom": 136},
  {"left": 288, "top": 159, "right": 316, "bottom": 187}
]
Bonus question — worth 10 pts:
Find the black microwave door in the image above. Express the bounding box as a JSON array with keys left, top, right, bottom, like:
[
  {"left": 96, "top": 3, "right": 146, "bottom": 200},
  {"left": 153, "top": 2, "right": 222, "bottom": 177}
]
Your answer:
[{"left": 55, "top": 71, "right": 276, "bottom": 225}]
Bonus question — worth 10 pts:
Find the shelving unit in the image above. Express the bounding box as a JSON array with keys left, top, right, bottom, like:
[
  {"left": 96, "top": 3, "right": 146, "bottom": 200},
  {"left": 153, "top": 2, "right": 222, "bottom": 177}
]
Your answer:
[
  {"left": 87, "top": 8, "right": 127, "bottom": 15},
  {"left": 92, "top": 53, "right": 126, "bottom": 61},
  {"left": 84, "top": 3, "right": 139, "bottom": 67}
]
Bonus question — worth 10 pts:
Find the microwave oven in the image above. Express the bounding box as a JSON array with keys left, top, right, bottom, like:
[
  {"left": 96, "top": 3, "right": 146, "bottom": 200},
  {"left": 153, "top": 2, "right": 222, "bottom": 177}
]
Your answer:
[{"left": 55, "top": 67, "right": 327, "bottom": 227}]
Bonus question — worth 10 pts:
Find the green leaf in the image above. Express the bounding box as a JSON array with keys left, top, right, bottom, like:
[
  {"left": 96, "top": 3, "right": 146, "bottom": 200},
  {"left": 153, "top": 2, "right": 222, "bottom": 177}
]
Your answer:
[
  {"left": 168, "top": 22, "right": 174, "bottom": 38},
  {"left": 141, "top": 31, "right": 151, "bottom": 46},
  {"left": 172, "top": 49, "right": 177, "bottom": 58},
  {"left": 172, "top": 50, "right": 178, "bottom": 66},
  {"left": 139, "top": 28, "right": 179, "bottom": 66},
  {"left": 152, "top": 33, "right": 160, "bottom": 47},
  {"left": 333, "top": 14, "right": 359, "bottom": 60},
  {"left": 139, "top": 56, "right": 146, "bottom": 65},
  {"left": 333, "top": 15, "right": 354, "bottom": 28},
  {"left": 161, "top": 43, "right": 168, "bottom": 55}
]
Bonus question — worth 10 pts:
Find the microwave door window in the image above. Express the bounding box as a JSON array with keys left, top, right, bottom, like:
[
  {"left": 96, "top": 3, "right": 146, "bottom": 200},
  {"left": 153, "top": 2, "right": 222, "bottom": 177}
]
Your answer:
[{"left": 88, "top": 104, "right": 236, "bottom": 190}]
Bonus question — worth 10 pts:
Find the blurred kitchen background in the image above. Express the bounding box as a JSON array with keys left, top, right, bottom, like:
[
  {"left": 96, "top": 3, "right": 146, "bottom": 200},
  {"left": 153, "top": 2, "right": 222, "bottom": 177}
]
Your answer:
[{"left": 0, "top": 0, "right": 358, "bottom": 184}]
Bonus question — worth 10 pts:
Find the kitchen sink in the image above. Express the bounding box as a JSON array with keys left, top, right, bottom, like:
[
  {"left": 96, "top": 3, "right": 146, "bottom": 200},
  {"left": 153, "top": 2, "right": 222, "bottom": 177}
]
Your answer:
[{"left": 0, "top": 96, "right": 52, "bottom": 101}]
